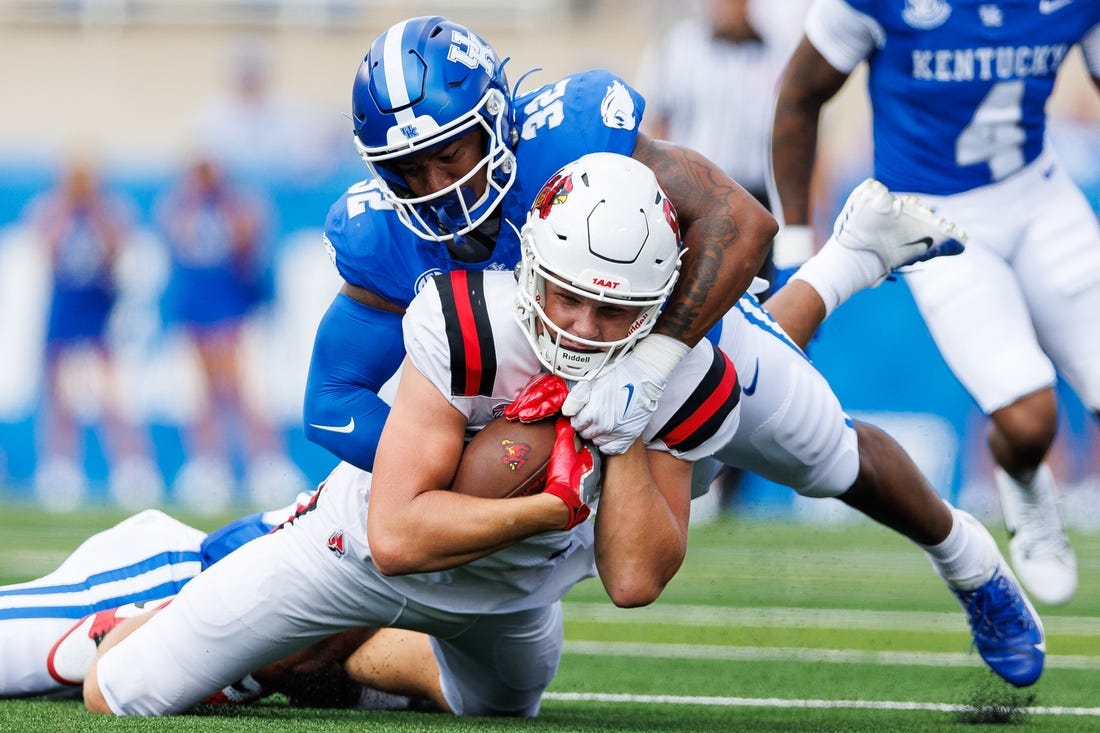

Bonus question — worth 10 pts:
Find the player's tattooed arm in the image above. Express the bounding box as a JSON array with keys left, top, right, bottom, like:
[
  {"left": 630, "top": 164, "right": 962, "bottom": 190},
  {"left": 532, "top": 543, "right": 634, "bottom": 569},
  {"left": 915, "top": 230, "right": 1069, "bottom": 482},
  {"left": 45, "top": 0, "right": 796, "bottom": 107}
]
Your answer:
[
  {"left": 770, "top": 37, "right": 849, "bottom": 228},
  {"left": 632, "top": 132, "right": 776, "bottom": 347}
]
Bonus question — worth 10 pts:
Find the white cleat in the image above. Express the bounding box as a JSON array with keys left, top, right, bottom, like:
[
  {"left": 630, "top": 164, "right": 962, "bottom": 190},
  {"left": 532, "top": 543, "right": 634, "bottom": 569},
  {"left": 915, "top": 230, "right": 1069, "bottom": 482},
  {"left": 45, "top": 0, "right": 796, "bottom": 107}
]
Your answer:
[
  {"left": 995, "top": 467, "right": 1078, "bottom": 605},
  {"left": 833, "top": 178, "right": 966, "bottom": 275}
]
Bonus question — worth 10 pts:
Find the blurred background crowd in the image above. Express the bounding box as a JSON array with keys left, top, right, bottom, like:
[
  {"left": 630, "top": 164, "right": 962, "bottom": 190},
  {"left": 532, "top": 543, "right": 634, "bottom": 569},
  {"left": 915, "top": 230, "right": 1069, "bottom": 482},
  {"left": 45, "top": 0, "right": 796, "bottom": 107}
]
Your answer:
[{"left": 0, "top": 0, "right": 1098, "bottom": 520}]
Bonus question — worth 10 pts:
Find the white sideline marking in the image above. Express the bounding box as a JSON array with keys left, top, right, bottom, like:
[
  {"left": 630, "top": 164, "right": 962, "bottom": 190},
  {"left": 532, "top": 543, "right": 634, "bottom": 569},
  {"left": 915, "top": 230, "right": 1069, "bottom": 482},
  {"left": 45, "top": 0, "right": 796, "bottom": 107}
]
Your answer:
[
  {"left": 562, "top": 640, "right": 1100, "bottom": 671},
  {"left": 565, "top": 602, "right": 1100, "bottom": 635},
  {"left": 542, "top": 691, "right": 1100, "bottom": 716}
]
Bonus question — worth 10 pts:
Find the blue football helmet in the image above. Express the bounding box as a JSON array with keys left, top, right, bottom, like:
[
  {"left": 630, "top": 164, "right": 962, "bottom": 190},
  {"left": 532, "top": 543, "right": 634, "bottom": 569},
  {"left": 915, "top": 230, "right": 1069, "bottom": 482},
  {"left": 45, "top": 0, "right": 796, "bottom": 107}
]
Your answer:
[{"left": 351, "top": 16, "right": 516, "bottom": 242}]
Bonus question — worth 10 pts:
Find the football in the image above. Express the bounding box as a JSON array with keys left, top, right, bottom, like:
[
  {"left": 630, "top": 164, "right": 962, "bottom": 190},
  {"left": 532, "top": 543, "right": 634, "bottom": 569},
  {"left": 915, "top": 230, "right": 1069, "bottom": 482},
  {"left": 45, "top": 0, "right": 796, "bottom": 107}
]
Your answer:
[{"left": 450, "top": 415, "right": 557, "bottom": 499}]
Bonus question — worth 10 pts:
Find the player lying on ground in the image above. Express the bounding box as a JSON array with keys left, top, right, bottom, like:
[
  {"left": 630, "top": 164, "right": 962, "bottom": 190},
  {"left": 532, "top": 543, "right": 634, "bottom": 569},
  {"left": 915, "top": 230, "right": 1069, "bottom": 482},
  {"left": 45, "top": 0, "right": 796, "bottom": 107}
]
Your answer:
[
  {"left": 81, "top": 153, "right": 744, "bottom": 716},
  {"left": 4, "top": 166, "right": 1043, "bottom": 709}
]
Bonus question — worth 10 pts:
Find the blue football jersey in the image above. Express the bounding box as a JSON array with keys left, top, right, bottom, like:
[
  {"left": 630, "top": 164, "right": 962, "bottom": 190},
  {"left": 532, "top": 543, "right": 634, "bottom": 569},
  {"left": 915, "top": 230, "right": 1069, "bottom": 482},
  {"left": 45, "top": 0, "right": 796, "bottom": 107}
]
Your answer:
[
  {"left": 324, "top": 69, "right": 645, "bottom": 307},
  {"left": 818, "top": 0, "right": 1100, "bottom": 194}
]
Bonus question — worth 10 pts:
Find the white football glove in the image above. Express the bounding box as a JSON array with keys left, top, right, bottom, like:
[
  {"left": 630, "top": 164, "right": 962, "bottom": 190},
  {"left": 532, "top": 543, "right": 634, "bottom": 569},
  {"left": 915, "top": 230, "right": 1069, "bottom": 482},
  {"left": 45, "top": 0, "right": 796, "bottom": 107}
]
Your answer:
[{"left": 562, "top": 334, "right": 690, "bottom": 455}]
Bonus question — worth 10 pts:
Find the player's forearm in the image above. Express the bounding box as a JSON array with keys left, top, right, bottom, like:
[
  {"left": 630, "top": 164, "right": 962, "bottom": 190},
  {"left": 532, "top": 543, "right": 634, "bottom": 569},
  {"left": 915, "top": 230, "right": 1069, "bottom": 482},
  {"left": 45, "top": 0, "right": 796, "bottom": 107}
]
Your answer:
[
  {"left": 593, "top": 443, "right": 687, "bottom": 607},
  {"left": 770, "top": 97, "right": 822, "bottom": 227},
  {"left": 367, "top": 492, "right": 566, "bottom": 576},
  {"left": 770, "top": 38, "right": 848, "bottom": 227},
  {"left": 302, "top": 291, "right": 406, "bottom": 470},
  {"left": 634, "top": 136, "right": 776, "bottom": 347},
  {"left": 655, "top": 197, "right": 776, "bottom": 346}
]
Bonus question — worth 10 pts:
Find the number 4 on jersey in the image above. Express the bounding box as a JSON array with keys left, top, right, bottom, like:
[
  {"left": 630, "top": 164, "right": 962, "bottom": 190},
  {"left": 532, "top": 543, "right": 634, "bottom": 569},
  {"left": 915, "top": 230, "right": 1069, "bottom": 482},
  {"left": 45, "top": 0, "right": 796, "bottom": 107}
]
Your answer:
[{"left": 955, "top": 80, "right": 1025, "bottom": 181}]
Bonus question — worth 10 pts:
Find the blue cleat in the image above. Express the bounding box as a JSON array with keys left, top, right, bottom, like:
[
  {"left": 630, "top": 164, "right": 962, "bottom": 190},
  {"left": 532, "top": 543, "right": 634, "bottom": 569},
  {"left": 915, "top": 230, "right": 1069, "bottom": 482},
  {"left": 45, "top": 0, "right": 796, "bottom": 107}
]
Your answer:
[{"left": 954, "top": 562, "right": 1045, "bottom": 687}]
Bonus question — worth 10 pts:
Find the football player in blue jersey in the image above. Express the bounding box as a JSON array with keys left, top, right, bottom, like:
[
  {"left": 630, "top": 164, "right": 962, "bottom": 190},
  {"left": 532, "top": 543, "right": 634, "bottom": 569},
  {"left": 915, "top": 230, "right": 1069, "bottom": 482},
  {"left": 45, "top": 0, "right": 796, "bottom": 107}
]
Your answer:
[
  {"left": 316, "top": 14, "right": 1042, "bottom": 690},
  {"left": 302, "top": 15, "right": 777, "bottom": 469},
  {"left": 770, "top": 0, "right": 1100, "bottom": 607}
]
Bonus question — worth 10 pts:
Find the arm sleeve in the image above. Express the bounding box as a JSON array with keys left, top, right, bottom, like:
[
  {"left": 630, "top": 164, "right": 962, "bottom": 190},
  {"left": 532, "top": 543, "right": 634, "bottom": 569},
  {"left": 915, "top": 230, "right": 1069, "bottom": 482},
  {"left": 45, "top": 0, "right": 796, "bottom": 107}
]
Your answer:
[{"left": 302, "top": 291, "right": 406, "bottom": 471}]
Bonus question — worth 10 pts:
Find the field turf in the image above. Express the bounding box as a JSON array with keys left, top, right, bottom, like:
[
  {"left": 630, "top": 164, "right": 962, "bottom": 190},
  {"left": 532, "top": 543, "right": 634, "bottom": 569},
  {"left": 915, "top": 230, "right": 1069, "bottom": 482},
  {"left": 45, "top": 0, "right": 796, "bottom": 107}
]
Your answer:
[{"left": 2, "top": 506, "right": 1098, "bottom": 732}]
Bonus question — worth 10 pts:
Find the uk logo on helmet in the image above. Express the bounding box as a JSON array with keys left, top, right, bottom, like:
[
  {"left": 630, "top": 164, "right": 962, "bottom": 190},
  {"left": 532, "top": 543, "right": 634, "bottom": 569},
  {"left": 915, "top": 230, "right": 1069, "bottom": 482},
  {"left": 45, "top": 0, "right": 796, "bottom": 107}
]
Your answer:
[
  {"left": 448, "top": 30, "right": 496, "bottom": 75},
  {"left": 400, "top": 124, "right": 419, "bottom": 139}
]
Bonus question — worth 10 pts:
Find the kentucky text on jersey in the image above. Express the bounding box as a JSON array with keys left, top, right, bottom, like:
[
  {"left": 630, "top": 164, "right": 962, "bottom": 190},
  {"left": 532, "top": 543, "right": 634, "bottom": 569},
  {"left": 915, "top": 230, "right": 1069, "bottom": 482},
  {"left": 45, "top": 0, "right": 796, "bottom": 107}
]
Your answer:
[{"left": 912, "top": 43, "right": 1070, "bottom": 81}]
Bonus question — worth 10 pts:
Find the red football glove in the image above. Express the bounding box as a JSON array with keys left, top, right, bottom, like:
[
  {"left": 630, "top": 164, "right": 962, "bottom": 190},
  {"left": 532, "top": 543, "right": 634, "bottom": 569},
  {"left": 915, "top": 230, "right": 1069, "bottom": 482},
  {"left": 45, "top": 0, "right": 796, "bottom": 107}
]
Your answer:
[
  {"left": 504, "top": 373, "right": 569, "bottom": 423},
  {"left": 543, "top": 416, "right": 602, "bottom": 530}
]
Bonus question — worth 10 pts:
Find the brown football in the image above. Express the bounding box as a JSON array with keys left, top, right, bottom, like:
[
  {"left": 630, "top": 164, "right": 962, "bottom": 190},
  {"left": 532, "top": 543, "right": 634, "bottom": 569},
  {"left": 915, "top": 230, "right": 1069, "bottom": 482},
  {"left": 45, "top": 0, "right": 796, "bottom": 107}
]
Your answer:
[{"left": 450, "top": 415, "right": 557, "bottom": 499}]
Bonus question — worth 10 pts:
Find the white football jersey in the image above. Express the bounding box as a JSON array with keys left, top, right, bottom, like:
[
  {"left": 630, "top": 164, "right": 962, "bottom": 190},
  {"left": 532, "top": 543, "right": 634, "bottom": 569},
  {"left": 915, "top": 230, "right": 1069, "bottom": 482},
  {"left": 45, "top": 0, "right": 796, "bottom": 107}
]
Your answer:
[
  {"left": 405, "top": 270, "right": 742, "bottom": 459},
  {"left": 367, "top": 269, "right": 743, "bottom": 613}
]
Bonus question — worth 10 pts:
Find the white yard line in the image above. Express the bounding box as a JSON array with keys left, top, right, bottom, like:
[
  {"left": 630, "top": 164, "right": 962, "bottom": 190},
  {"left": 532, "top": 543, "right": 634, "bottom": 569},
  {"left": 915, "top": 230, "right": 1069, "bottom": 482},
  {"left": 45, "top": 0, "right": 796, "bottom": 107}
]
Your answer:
[
  {"left": 562, "top": 640, "right": 1100, "bottom": 671},
  {"left": 542, "top": 691, "right": 1100, "bottom": 716},
  {"left": 565, "top": 602, "right": 1100, "bottom": 635}
]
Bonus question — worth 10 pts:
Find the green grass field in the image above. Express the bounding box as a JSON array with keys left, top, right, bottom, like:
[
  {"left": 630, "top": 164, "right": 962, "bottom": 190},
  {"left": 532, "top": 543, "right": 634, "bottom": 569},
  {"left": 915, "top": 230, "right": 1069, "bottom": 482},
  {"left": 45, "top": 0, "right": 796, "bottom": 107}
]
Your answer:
[{"left": 2, "top": 506, "right": 1098, "bottom": 732}]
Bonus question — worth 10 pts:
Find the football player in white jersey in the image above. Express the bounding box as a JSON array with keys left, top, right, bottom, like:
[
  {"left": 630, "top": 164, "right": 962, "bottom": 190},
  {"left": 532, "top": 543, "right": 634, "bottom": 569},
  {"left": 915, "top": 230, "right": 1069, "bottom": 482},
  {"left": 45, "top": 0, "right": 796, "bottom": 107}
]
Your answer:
[
  {"left": 3, "top": 155, "right": 1039, "bottom": 707},
  {"left": 771, "top": 0, "right": 1100, "bottom": 607},
  {"left": 80, "top": 157, "right": 1042, "bottom": 718},
  {"left": 81, "top": 154, "right": 744, "bottom": 717}
]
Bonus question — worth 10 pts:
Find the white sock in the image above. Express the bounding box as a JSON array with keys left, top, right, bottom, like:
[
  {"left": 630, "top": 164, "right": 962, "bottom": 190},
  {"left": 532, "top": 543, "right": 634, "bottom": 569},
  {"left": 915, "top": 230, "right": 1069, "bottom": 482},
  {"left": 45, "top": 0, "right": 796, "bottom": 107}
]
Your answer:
[
  {"left": 789, "top": 235, "right": 886, "bottom": 317},
  {"left": 920, "top": 505, "right": 997, "bottom": 591},
  {"left": 995, "top": 463, "right": 1060, "bottom": 533}
]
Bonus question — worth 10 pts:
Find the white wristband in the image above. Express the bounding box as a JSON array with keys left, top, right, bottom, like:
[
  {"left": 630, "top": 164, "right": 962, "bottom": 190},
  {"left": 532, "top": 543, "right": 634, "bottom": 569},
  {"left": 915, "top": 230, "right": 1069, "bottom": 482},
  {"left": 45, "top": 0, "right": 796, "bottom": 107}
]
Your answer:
[
  {"left": 772, "top": 225, "right": 815, "bottom": 269},
  {"left": 631, "top": 333, "right": 691, "bottom": 380}
]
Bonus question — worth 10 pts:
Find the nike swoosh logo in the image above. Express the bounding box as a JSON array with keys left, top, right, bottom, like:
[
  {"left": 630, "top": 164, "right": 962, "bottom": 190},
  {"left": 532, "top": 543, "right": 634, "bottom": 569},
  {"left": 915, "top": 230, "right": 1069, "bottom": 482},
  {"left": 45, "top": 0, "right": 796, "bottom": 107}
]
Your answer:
[
  {"left": 905, "top": 236, "right": 933, "bottom": 250},
  {"left": 1039, "top": 0, "right": 1072, "bottom": 13},
  {"left": 742, "top": 359, "right": 760, "bottom": 396},
  {"left": 309, "top": 417, "right": 356, "bottom": 434},
  {"left": 621, "top": 384, "right": 635, "bottom": 417}
]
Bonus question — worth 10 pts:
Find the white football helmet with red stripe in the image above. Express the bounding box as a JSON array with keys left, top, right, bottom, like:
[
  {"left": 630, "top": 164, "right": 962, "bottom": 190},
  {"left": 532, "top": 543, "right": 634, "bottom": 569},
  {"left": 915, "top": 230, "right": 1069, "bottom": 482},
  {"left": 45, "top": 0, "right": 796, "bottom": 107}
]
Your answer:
[{"left": 515, "top": 152, "right": 683, "bottom": 381}]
